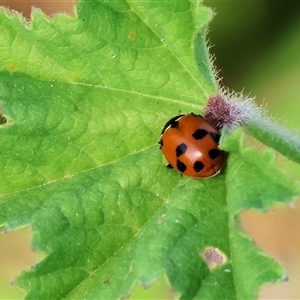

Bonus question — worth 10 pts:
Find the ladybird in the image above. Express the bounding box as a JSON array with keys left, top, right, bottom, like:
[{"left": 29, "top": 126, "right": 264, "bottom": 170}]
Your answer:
[{"left": 158, "top": 113, "right": 226, "bottom": 178}]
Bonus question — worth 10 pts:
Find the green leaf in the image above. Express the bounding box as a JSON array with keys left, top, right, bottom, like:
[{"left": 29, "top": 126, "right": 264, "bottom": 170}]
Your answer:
[
  {"left": 0, "top": 1, "right": 298, "bottom": 300},
  {"left": 221, "top": 128, "right": 298, "bottom": 299},
  {"left": 221, "top": 128, "right": 299, "bottom": 213}
]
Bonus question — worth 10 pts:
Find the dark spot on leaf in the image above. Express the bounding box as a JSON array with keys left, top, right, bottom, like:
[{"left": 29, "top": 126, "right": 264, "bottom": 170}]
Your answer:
[
  {"left": 9, "top": 65, "right": 16, "bottom": 72},
  {"left": 201, "top": 246, "right": 228, "bottom": 271},
  {"left": 103, "top": 279, "right": 111, "bottom": 285},
  {"left": 0, "top": 108, "right": 8, "bottom": 125},
  {"left": 142, "top": 283, "right": 150, "bottom": 289},
  {"left": 129, "top": 32, "right": 136, "bottom": 39}
]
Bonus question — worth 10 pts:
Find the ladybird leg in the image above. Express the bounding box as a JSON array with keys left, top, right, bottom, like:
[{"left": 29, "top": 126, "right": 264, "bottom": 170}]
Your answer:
[
  {"left": 167, "top": 164, "right": 174, "bottom": 169},
  {"left": 158, "top": 139, "right": 163, "bottom": 149}
]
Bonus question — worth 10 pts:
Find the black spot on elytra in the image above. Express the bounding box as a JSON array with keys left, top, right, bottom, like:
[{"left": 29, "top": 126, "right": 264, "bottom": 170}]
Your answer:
[
  {"left": 161, "top": 114, "right": 184, "bottom": 134},
  {"left": 210, "top": 132, "right": 220, "bottom": 143},
  {"left": 176, "top": 143, "right": 187, "bottom": 157},
  {"left": 194, "top": 161, "right": 204, "bottom": 172},
  {"left": 167, "top": 164, "right": 174, "bottom": 169},
  {"left": 171, "top": 120, "right": 179, "bottom": 128},
  {"left": 209, "top": 149, "right": 220, "bottom": 159},
  {"left": 192, "top": 129, "right": 208, "bottom": 140},
  {"left": 177, "top": 160, "right": 187, "bottom": 173}
]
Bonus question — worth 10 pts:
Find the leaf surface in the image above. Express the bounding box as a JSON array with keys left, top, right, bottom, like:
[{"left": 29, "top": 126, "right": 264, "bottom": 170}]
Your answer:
[{"left": 0, "top": 1, "right": 298, "bottom": 299}]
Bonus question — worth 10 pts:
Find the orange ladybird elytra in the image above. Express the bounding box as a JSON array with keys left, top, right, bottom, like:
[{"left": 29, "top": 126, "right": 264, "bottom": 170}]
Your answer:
[{"left": 158, "top": 113, "right": 226, "bottom": 178}]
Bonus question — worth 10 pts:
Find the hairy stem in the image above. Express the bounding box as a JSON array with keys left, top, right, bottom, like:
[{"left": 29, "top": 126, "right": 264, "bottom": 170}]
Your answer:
[{"left": 246, "top": 116, "right": 300, "bottom": 165}]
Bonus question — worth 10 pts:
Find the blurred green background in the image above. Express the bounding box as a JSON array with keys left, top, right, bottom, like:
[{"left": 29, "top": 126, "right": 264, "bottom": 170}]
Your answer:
[{"left": 0, "top": 1, "right": 299, "bottom": 299}]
